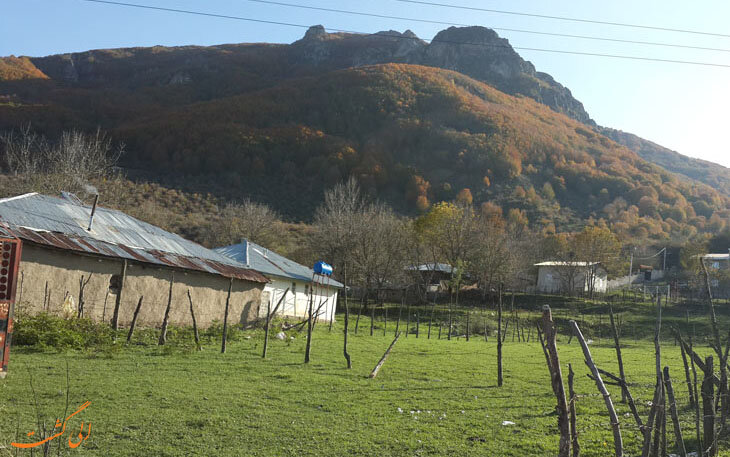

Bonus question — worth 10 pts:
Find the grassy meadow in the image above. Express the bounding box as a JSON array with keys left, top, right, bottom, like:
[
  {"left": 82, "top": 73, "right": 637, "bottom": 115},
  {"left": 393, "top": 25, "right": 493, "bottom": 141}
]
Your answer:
[{"left": 1, "top": 302, "right": 727, "bottom": 456}]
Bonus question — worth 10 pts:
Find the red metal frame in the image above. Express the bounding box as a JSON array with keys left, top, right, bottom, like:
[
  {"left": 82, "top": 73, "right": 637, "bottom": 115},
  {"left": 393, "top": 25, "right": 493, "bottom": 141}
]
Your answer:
[{"left": 0, "top": 234, "right": 22, "bottom": 379}]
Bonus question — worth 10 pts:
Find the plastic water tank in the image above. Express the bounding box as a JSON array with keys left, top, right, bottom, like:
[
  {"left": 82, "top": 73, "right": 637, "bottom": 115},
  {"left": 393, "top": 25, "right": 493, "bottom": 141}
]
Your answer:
[{"left": 313, "top": 261, "right": 333, "bottom": 276}]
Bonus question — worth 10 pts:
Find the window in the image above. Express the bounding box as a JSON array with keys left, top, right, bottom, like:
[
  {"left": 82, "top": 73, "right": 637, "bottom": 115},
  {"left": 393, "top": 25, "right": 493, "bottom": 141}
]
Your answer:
[
  {"left": 713, "top": 262, "right": 720, "bottom": 269},
  {"left": 109, "top": 274, "right": 122, "bottom": 294}
]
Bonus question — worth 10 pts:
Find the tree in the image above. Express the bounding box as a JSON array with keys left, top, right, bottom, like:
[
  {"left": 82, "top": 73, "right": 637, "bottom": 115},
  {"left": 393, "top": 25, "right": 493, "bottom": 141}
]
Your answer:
[
  {"left": 209, "top": 200, "right": 284, "bottom": 249},
  {"left": 0, "top": 125, "right": 123, "bottom": 193},
  {"left": 573, "top": 226, "right": 622, "bottom": 297}
]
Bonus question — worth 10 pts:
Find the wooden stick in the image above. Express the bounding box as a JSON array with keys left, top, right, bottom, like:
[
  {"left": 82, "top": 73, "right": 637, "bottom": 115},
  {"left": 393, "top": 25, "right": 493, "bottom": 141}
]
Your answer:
[
  {"left": 111, "top": 260, "right": 127, "bottom": 332},
  {"left": 406, "top": 303, "right": 411, "bottom": 338},
  {"left": 609, "top": 305, "right": 627, "bottom": 403},
  {"left": 597, "top": 368, "right": 643, "bottom": 432},
  {"left": 221, "top": 278, "right": 232, "bottom": 354},
  {"left": 263, "top": 288, "right": 290, "bottom": 359},
  {"left": 428, "top": 301, "right": 435, "bottom": 339},
  {"left": 568, "top": 363, "right": 580, "bottom": 457},
  {"left": 187, "top": 290, "right": 201, "bottom": 350},
  {"left": 570, "top": 320, "right": 623, "bottom": 457},
  {"left": 663, "top": 366, "right": 686, "bottom": 457},
  {"left": 690, "top": 335, "right": 703, "bottom": 456},
  {"left": 304, "top": 281, "right": 314, "bottom": 363},
  {"left": 679, "top": 339, "right": 696, "bottom": 407},
  {"left": 369, "top": 332, "right": 401, "bottom": 379},
  {"left": 466, "top": 310, "right": 470, "bottom": 342},
  {"left": 343, "top": 269, "right": 351, "bottom": 369},
  {"left": 158, "top": 272, "right": 174, "bottom": 346},
  {"left": 544, "top": 307, "right": 570, "bottom": 457},
  {"left": 497, "top": 284, "right": 503, "bottom": 387},
  {"left": 702, "top": 356, "right": 716, "bottom": 457},
  {"left": 126, "top": 296, "right": 144, "bottom": 343},
  {"left": 77, "top": 273, "right": 92, "bottom": 319}
]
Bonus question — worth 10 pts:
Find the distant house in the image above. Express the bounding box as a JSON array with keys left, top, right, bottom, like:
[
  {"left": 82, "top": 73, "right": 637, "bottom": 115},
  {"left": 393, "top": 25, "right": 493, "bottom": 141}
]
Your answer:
[
  {"left": 702, "top": 253, "right": 730, "bottom": 270},
  {"left": 535, "top": 261, "right": 607, "bottom": 294},
  {"left": 407, "top": 263, "right": 454, "bottom": 292},
  {"left": 0, "top": 193, "right": 269, "bottom": 328},
  {"left": 215, "top": 240, "right": 342, "bottom": 322}
]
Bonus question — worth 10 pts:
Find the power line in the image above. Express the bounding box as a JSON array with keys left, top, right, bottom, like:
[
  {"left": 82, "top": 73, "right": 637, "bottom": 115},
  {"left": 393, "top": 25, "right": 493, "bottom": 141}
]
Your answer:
[
  {"left": 246, "top": 0, "right": 730, "bottom": 53},
  {"left": 78, "top": 0, "right": 730, "bottom": 68},
  {"left": 395, "top": 0, "right": 730, "bottom": 39}
]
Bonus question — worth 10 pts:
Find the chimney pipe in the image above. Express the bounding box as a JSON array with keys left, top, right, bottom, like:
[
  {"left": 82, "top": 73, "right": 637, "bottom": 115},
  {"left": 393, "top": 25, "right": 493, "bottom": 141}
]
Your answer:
[{"left": 87, "top": 194, "right": 99, "bottom": 231}]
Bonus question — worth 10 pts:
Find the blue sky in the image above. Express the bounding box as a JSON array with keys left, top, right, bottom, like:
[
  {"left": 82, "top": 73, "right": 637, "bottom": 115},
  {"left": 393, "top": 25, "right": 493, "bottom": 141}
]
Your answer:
[{"left": 3, "top": 0, "right": 730, "bottom": 167}]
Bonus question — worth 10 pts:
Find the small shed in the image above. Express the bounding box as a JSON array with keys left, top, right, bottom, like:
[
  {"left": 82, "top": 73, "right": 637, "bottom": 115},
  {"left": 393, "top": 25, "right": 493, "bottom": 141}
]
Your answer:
[
  {"left": 215, "top": 240, "right": 342, "bottom": 322},
  {"left": 535, "top": 261, "right": 607, "bottom": 294}
]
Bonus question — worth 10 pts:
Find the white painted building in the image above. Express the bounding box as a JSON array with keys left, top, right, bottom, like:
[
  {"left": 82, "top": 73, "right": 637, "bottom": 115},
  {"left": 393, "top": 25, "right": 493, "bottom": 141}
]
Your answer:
[
  {"left": 215, "top": 240, "right": 342, "bottom": 322},
  {"left": 535, "top": 261, "right": 607, "bottom": 294}
]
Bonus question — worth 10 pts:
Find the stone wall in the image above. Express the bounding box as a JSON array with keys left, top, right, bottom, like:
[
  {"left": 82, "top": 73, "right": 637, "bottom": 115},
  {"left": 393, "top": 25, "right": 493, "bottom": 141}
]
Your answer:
[{"left": 16, "top": 243, "right": 264, "bottom": 328}]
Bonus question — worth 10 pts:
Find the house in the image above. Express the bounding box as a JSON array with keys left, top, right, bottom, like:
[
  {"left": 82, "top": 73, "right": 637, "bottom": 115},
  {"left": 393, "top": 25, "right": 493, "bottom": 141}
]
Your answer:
[
  {"left": 0, "top": 193, "right": 269, "bottom": 328},
  {"left": 535, "top": 261, "right": 607, "bottom": 294},
  {"left": 699, "top": 253, "right": 730, "bottom": 288},
  {"left": 407, "top": 263, "right": 454, "bottom": 292},
  {"left": 701, "top": 253, "right": 730, "bottom": 270},
  {"left": 215, "top": 240, "right": 342, "bottom": 322}
]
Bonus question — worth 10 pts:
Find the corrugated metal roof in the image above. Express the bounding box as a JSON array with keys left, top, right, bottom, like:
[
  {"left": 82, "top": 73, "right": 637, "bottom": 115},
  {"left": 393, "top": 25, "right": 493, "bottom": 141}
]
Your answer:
[
  {"left": 0, "top": 193, "right": 268, "bottom": 283},
  {"left": 215, "top": 240, "right": 343, "bottom": 288},
  {"left": 407, "top": 263, "right": 454, "bottom": 273},
  {"left": 535, "top": 261, "right": 600, "bottom": 267}
]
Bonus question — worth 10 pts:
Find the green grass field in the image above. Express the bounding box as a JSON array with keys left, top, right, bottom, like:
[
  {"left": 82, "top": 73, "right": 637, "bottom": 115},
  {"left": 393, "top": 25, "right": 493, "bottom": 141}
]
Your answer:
[{"left": 1, "top": 311, "right": 727, "bottom": 457}]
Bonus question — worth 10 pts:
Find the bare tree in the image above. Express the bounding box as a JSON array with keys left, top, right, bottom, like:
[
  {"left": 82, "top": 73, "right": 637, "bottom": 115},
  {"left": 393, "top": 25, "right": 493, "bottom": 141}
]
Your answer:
[
  {"left": 0, "top": 125, "right": 123, "bottom": 192},
  {"left": 210, "top": 199, "right": 284, "bottom": 248}
]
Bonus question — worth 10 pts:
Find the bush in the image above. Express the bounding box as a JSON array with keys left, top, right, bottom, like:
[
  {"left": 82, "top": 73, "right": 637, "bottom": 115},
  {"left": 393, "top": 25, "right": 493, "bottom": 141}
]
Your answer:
[{"left": 13, "top": 313, "right": 113, "bottom": 351}]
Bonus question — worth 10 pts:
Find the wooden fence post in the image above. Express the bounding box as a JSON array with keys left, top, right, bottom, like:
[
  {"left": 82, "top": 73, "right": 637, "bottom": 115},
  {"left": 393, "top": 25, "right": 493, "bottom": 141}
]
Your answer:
[
  {"left": 544, "top": 306, "right": 570, "bottom": 457},
  {"left": 187, "top": 290, "right": 201, "bottom": 350},
  {"left": 679, "top": 341, "right": 695, "bottom": 407},
  {"left": 343, "top": 265, "right": 351, "bottom": 369},
  {"left": 609, "top": 305, "right": 627, "bottom": 403},
  {"left": 126, "top": 296, "right": 144, "bottom": 343},
  {"left": 428, "top": 302, "right": 435, "bottom": 339},
  {"left": 263, "top": 288, "right": 289, "bottom": 359},
  {"left": 466, "top": 310, "right": 470, "bottom": 341},
  {"left": 158, "top": 271, "right": 174, "bottom": 346},
  {"left": 702, "top": 356, "right": 716, "bottom": 457},
  {"left": 663, "top": 366, "right": 686, "bottom": 457},
  {"left": 111, "top": 260, "right": 127, "bottom": 333},
  {"left": 406, "top": 303, "right": 411, "bottom": 338},
  {"left": 571, "top": 320, "right": 623, "bottom": 457},
  {"left": 568, "top": 363, "right": 580, "bottom": 457},
  {"left": 369, "top": 332, "right": 401, "bottom": 379},
  {"left": 221, "top": 278, "right": 232, "bottom": 354},
  {"left": 497, "top": 284, "right": 503, "bottom": 387}
]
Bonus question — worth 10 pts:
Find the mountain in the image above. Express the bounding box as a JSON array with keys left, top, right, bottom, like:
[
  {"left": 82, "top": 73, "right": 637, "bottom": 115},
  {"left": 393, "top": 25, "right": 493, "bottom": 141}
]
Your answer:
[
  {"left": 601, "top": 128, "right": 730, "bottom": 196},
  {"left": 0, "top": 26, "right": 728, "bottom": 242}
]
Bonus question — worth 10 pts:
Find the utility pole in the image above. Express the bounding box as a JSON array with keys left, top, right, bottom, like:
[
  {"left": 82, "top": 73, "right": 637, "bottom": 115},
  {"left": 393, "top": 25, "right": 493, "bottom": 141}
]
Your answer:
[{"left": 662, "top": 247, "right": 667, "bottom": 271}]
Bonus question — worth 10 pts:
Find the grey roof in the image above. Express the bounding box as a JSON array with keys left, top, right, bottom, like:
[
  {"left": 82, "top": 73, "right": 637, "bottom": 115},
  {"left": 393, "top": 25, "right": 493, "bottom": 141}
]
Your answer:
[
  {"left": 0, "top": 193, "right": 268, "bottom": 282},
  {"left": 215, "top": 240, "right": 343, "bottom": 288},
  {"left": 535, "top": 262, "right": 600, "bottom": 267},
  {"left": 407, "top": 263, "right": 454, "bottom": 273}
]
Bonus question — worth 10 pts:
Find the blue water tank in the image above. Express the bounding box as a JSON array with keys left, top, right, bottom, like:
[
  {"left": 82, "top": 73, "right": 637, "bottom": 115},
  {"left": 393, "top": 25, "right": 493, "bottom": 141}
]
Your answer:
[{"left": 313, "top": 261, "right": 333, "bottom": 276}]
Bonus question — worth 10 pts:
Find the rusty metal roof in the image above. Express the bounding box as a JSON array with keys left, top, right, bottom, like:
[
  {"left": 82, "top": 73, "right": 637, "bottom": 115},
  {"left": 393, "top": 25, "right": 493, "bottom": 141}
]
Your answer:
[{"left": 0, "top": 193, "right": 268, "bottom": 283}]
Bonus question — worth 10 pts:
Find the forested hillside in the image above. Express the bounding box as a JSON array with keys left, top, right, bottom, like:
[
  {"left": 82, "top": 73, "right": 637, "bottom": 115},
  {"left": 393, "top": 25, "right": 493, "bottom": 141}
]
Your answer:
[{"left": 1, "top": 26, "right": 728, "bottom": 243}]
